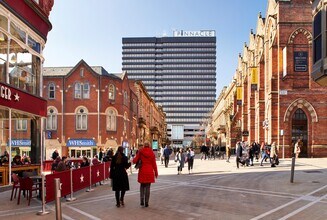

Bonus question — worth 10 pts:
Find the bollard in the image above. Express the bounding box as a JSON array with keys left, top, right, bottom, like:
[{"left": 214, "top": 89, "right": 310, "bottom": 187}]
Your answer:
[
  {"left": 290, "top": 154, "right": 296, "bottom": 183},
  {"left": 37, "top": 174, "right": 50, "bottom": 215},
  {"left": 54, "top": 178, "right": 62, "bottom": 220},
  {"left": 66, "top": 168, "right": 76, "bottom": 201}
]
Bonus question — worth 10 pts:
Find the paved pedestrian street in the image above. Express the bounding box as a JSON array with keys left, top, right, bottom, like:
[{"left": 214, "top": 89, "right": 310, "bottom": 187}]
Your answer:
[{"left": 0, "top": 157, "right": 327, "bottom": 220}]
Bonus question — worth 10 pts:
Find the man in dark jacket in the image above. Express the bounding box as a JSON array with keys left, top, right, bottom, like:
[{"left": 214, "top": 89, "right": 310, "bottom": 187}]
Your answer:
[
  {"left": 52, "top": 150, "right": 59, "bottom": 160},
  {"left": 236, "top": 141, "right": 243, "bottom": 168},
  {"left": 163, "top": 146, "right": 171, "bottom": 168}
]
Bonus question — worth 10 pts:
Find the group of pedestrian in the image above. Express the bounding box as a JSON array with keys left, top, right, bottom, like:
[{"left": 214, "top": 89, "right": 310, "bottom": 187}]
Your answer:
[
  {"left": 110, "top": 142, "right": 158, "bottom": 208},
  {"left": 235, "top": 141, "right": 280, "bottom": 168}
]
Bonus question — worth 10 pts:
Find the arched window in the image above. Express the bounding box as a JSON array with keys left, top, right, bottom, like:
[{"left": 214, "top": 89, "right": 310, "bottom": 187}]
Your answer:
[
  {"left": 108, "top": 84, "right": 115, "bottom": 100},
  {"left": 48, "top": 83, "right": 55, "bottom": 99},
  {"left": 76, "top": 107, "right": 88, "bottom": 130},
  {"left": 106, "top": 108, "right": 117, "bottom": 131},
  {"left": 46, "top": 107, "right": 57, "bottom": 130}
]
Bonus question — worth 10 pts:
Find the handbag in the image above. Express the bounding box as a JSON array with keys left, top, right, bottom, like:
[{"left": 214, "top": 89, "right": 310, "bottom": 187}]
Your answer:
[{"left": 134, "top": 159, "right": 142, "bottom": 169}]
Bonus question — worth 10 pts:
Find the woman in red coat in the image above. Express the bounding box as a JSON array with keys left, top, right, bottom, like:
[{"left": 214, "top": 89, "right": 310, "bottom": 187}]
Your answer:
[{"left": 133, "top": 142, "right": 158, "bottom": 207}]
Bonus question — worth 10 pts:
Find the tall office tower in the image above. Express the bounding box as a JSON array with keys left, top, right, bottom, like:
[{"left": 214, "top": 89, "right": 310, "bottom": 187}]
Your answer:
[{"left": 122, "top": 30, "right": 216, "bottom": 147}]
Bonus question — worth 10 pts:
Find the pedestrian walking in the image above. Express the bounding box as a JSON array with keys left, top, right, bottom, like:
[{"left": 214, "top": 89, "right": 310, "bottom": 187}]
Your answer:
[
  {"left": 133, "top": 142, "right": 158, "bottom": 207},
  {"left": 294, "top": 139, "right": 302, "bottom": 158},
  {"left": 163, "top": 145, "right": 171, "bottom": 167},
  {"left": 110, "top": 146, "right": 131, "bottom": 207},
  {"left": 260, "top": 143, "right": 271, "bottom": 166},
  {"left": 270, "top": 142, "right": 278, "bottom": 167},
  {"left": 186, "top": 147, "right": 195, "bottom": 174},
  {"left": 175, "top": 148, "right": 186, "bottom": 175},
  {"left": 226, "top": 145, "right": 231, "bottom": 162},
  {"left": 236, "top": 141, "right": 242, "bottom": 168}
]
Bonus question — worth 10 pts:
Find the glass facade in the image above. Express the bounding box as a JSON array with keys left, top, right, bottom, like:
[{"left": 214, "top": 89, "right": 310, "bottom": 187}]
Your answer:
[{"left": 122, "top": 36, "right": 216, "bottom": 145}]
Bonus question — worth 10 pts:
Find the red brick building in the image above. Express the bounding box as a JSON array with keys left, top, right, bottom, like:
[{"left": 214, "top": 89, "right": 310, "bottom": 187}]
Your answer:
[
  {"left": 132, "top": 81, "right": 167, "bottom": 149},
  {"left": 43, "top": 60, "right": 139, "bottom": 158},
  {"left": 225, "top": 0, "right": 327, "bottom": 157}
]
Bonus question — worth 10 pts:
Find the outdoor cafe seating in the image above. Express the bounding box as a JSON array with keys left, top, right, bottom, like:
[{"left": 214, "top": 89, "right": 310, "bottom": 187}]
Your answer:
[{"left": 17, "top": 176, "right": 40, "bottom": 206}]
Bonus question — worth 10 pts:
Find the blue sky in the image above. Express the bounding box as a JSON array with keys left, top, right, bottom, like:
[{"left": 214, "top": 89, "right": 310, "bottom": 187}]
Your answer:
[{"left": 43, "top": 0, "right": 267, "bottom": 96}]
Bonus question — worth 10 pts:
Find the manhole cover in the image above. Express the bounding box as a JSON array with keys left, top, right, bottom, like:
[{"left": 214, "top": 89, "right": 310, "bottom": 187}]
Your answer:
[{"left": 303, "top": 170, "right": 322, "bottom": 173}]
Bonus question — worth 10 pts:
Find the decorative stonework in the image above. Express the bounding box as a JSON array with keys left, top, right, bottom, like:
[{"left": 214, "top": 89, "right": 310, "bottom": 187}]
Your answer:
[
  {"left": 284, "top": 99, "right": 318, "bottom": 122},
  {"left": 288, "top": 28, "right": 312, "bottom": 44}
]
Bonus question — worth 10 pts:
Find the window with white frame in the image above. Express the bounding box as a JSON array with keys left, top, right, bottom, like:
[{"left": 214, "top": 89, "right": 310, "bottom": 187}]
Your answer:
[
  {"left": 74, "top": 82, "right": 89, "bottom": 99},
  {"left": 106, "top": 108, "right": 117, "bottom": 131},
  {"left": 48, "top": 83, "right": 55, "bottom": 99},
  {"left": 76, "top": 107, "right": 88, "bottom": 130},
  {"left": 74, "top": 82, "right": 81, "bottom": 99},
  {"left": 108, "top": 84, "right": 115, "bottom": 100},
  {"left": 46, "top": 108, "right": 57, "bottom": 130},
  {"left": 16, "top": 119, "right": 27, "bottom": 131},
  {"left": 83, "top": 83, "right": 90, "bottom": 99}
]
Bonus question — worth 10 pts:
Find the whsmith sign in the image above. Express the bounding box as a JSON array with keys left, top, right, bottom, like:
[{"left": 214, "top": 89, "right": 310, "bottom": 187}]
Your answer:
[{"left": 173, "top": 30, "right": 216, "bottom": 37}]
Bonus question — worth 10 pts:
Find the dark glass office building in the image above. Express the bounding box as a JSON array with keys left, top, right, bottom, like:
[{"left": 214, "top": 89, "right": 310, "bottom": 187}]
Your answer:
[{"left": 122, "top": 31, "right": 216, "bottom": 146}]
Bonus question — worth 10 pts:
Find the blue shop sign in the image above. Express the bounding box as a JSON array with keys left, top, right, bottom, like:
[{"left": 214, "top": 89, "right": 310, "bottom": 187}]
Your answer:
[
  {"left": 67, "top": 139, "right": 96, "bottom": 147},
  {"left": 9, "top": 139, "right": 31, "bottom": 147}
]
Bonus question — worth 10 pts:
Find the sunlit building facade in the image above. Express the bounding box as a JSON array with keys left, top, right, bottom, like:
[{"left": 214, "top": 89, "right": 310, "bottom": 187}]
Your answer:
[{"left": 122, "top": 31, "right": 216, "bottom": 146}]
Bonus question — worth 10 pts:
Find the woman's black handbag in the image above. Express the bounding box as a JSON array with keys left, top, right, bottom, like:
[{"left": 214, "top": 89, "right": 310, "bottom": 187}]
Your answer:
[{"left": 134, "top": 159, "right": 142, "bottom": 169}]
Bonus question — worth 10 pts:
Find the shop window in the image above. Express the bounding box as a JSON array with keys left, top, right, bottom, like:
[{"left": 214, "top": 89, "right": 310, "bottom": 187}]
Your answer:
[
  {"left": 108, "top": 84, "right": 115, "bottom": 100},
  {"left": 76, "top": 107, "right": 88, "bottom": 130},
  {"left": 10, "top": 22, "right": 26, "bottom": 43},
  {"left": 8, "top": 39, "right": 40, "bottom": 95},
  {"left": 48, "top": 83, "right": 55, "bottom": 99},
  {"left": 0, "top": 15, "right": 8, "bottom": 31},
  {"left": 313, "top": 10, "right": 322, "bottom": 63},
  {"left": 106, "top": 108, "right": 117, "bottom": 131},
  {"left": 46, "top": 108, "right": 57, "bottom": 130},
  {"left": 28, "top": 36, "right": 40, "bottom": 53},
  {"left": 16, "top": 119, "right": 27, "bottom": 131}
]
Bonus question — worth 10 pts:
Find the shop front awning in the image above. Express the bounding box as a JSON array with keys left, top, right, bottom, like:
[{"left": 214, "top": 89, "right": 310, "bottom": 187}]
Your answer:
[{"left": 0, "top": 82, "right": 47, "bottom": 117}]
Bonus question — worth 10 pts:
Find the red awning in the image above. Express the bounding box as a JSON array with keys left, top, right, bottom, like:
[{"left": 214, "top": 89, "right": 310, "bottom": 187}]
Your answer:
[{"left": 0, "top": 82, "right": 47, "bottom": 117}]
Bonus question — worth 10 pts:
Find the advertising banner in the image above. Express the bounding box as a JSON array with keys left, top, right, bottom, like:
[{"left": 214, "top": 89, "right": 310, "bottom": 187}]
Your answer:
[
  {"left": 251, "top": 67, "right": 258, "bottom": 90},
  {"left": 45, "top": 170, "right": 71, "bottom": 203},
  {"left": 237, "top": 86, "right": 242, "bottom": 105},
  {"left": 72, "top": 166, "right": 90, "bottom": 192},
  {"left": 91, "top": 163, "right": 104, "bottom": 185}
]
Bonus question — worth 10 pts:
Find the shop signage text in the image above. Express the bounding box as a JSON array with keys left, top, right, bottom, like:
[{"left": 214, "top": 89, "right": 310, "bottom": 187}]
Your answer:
[
  {"left": 67, "top": 139, "right": 96, "bottom": 147},
  {"left": 173, "top": 30, "right": 216, "bottom": 37},
  {"left": 9, "top": 139, "right": 31, "bottom": 146},
  {"left": 1, "top": 85, "right": 12, "bottom": 100}
]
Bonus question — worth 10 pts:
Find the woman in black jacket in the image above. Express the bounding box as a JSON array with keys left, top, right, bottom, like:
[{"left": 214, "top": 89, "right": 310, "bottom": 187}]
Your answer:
[{"left": 110, "top": 146, "right": 131, "bottom": 207}]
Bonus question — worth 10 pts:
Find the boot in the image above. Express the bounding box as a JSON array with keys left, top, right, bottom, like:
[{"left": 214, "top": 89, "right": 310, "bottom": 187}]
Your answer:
[{"left": 140, "top": 198, "right": 144, "bottom": 206}]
